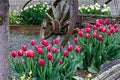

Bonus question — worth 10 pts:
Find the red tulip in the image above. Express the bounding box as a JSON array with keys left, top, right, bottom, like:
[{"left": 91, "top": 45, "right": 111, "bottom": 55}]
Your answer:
[
  {"left": 85, "top": 23, "right": 90, "bottom": 28},
  {"left": 103, "top": 19, "right": 109, "bottom": 25},
  {"left": 86, "top": 28, "right": 91, "bottom": 33},
  {"left": 114, "top": 24, "right": 119, "bottom": 29},
  {"left": 78, "top": 30, "right": 83, "bottom": 37},
  {"left": 102, "top": 28, "right": 106, "bottom": 33},
  {"left": 38, "top": 59, "right": 44, "bottom": 66},
  {"left": 63, "top": 50, "right": 68, "bottom": 57},
  {"left": 81, "top": 29, "right": 85, "bottom": 32},
  {"left": 107, "top": 30, "right": 111, "bottom": 35},
  {"left": 110, "top": 27, "right": 114, "bottom": 33},
  {"left": 31, "top": 40, "right": 35, "bottom": 46},
  {"left": 26, "top": 50, "right": 34, "bottom": 58},
  {"left": 11, "top": 51, "right": 17, "bottom": 58},
  {"left": 93, "top": 32, "right": 97, "bottom": 38},
  {"left": 38, "top": 48, "right": 42, "bottom": 54},
  {"left": 54, "top": 38, "right": 59, "bottom": 44},
  {"left": 98, "top": 34, "right": 103, "bottom": 41},
  {"left": 93, "top": 25, "right": 96, "bottom": 30},
  {"left": 75, "top": 45, "right": 81, "bottom": 53},
  {"left": 59, "top": 59, "right": 63, "bottom": 64},
  {"left": 74, "top": 38, "right": 78, "bottom": 44},
  {"left": 115, "top": 28, "right": 119, "bottom": 33},
  {"left": 99, "top": 26, "right": 103, "bottom": 32},
  {"left": 17, "top": 50, "right": 23, "bottom": 56},
  {"left": 96, "top": 21, "right": 101, "bottom": 27},
  {"left": 52, "top": 47, "right": 57, "bottom": 53},
  {"left": 22, "top": 45, "right": 27, "bottom": 51},
  {"left": 86, "top": 33, "right": 90, "bottom": 39},
  {"left": 47, "top": 53, "right": 52, "bottom": 60},
  {"left": 47, "top": 45, "right": 51, "bottom": 51},
  {"left": 67, "top": 45, "right": 73, "bottom": 52},
  {"left": 35, "top": 45, "right": 39, "bottom": 51},
  {"left": 42, "top": 39, "right": 49, "bottom": 47},
  {"left": 108, "top": 24, "right": 112, "bottom": 29}
]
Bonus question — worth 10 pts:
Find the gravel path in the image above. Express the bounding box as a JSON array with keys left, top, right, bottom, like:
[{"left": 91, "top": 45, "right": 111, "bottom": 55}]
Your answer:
[{"left": 10, "top": 32, "right": 75, "bottom": 52}]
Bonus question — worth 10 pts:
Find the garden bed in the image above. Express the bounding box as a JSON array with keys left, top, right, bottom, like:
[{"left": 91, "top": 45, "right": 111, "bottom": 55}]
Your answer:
[{"left": 78, "top": 14, "right": 120, "bottom": 25}]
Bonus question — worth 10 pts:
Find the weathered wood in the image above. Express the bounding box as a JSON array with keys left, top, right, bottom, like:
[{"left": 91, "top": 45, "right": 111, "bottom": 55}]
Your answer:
[
  {"left": 0, "top": 0, "right": 9, "bottom": 79},
  {"left": 10, "top": 25, "right": 41, "bottom": 34},
  {"left": 61, "top": 0, "right": 78, "bottom": 47},
  {"left": 92, "top": 64, "right": 120, "bottom": 80}
]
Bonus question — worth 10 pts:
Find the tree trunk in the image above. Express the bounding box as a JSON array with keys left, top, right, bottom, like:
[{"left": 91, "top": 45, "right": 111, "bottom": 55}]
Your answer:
[{"left": 0, "top": 0, "right": 9, "bottom": 80}]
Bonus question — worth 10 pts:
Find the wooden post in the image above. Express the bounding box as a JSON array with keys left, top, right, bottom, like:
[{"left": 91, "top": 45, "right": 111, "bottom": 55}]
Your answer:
[
  {"left": 61, "top": 0, "right": 78, "bottom": 47},
  {"left": 0, "top": 0, "right": 9, "bottom": 80}
]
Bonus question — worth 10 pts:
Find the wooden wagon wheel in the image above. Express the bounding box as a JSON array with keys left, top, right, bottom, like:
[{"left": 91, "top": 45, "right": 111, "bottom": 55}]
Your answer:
[{"left": 40, "top": 0, "right": 78, "bottom": 48}]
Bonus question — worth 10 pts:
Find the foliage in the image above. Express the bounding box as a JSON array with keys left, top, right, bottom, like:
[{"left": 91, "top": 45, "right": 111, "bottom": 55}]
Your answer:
[
  {"left": 10, "top": 39, "right": 83, "bottom": 80},
  {"left": 78, "top": 3, "right": 111, "bottom": 15},
  {"left": 20, "top": 3, "right": 49, "bottom": 25},
  {"left": 76, "top": 19, "right": 120, "bottom": 73},
  {"left": 9, "top": 6, "right": 20, "bottom": 25}
]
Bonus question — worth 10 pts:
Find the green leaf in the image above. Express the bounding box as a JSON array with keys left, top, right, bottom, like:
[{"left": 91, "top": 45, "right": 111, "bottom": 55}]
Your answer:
[
  {"left": 73, "top": 76, "right": 84, "bottom": 80},
  {"left": 88, "top": 65, "right": 99, "bottom": 73}
]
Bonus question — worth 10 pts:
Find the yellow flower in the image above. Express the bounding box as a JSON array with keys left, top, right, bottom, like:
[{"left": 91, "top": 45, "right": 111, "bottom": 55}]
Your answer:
[
  {"left": 86, "top": 73, "right": 92, "bottom": 78},
  {"left": 29, "top": 70, "right": 32, "bottom": 75},
  {"left": 20, "top": 74, "right": 26, "bottom": 80},
  {"left": 12, "top": 77, "right": 16, "bottom": 80},
  {"left": 27, "top": 77, "right": 31, "bottom": 80}
]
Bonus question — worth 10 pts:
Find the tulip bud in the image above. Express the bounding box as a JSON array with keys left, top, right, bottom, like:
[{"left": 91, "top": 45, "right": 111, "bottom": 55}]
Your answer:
[
  {"left": 93, "top": 25, "right": 96, "bottom": 30},
  {"left": 38, "top": 59, "right": 44, "bottom": 66},
  {"left": 11, "top": 51, "right": 17, "bottom": 58},
  {"left": 86, "top": 33, "right": 90, "bottom": 39},
  {"left": 115, "top": 28, "right": 119, "bottom": 33},
  {"left": 107, "top": 30, "right": 111, "bottom": 35},
  {"left": 46, "top": 45, "right": 51, "bottom": 51},
  {"left": 47, "top": 53, "right": 52, "bottom": 60},
  {"left": 86, "top": 28, "right": 91, "bottom": 33},
  {"left": 42, "top": 39, "right": 49, "bottom": 47},
  {"left": 102, "top": 28, "right": 106, "bottom": 33},
  {"left": 99, "top": 26, "right": 103, "bottom": 32},
  {"left": 74, "top": 38, "right": 78, "bottom": 44},
  {"left": 31, "top": 40, "right": 35, "bottom": 46},
  {"left": 75, "top": 45, "right": 81, "bottom": 53},
  {"left": 96, "top": 21, "right": 101, "bottom": 27},
  {"left": 52, "top": 47, "right": 57, "bottom": 53},
  {"left": 67, "top": 45, "right": 73, "bottom": 52},
  {"left": 78, "top": 31, "right": 83, "bottom": 37},
  {"left": 22, "top": 45, "right": 27, "bottom": 51},
  {"left": 114, "top": 24, "right": 119, "bottom": 29},
  {"left": 110, "top": 27, "right": 114, "bottom": 33},
  {"left": 103, "top": 19, "right": 109, "bottom": 25},
  {"left": 59, "top": 59, "right": 63, "bottom": 64},
  {"left": 17, "top": 50, "right": 23, "bottom": 56},
  {"left": 63, "top": 50, "right": 68, "bottom": 57},
  {"left": 93, "top": 32, "right": 97, "bottom": 38},
  {"left": 38, "top": 48, "right": 42, "bottom": 55},
  {"left": 98, "top": 34, "right": 103, "bottom": 41},
  {"left": 85, "top": 23, "right": 90, "bottom": 28}
]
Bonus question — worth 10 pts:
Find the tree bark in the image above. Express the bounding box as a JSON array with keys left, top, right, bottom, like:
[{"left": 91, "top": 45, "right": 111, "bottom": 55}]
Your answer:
[{"left": 0, "top": 0, "right": 9, "bottom": 80}]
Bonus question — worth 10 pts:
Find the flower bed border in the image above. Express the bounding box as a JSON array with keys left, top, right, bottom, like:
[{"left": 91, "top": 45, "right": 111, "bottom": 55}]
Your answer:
[
  {"left": 77, "top": 14, "right": 120, "bottom": 25},
  {"left": 10, "top": 25, "right": 41, "bottom": 34}
]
